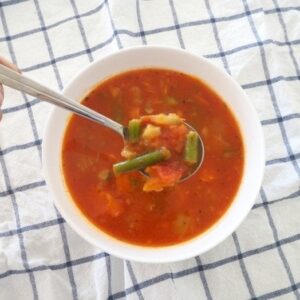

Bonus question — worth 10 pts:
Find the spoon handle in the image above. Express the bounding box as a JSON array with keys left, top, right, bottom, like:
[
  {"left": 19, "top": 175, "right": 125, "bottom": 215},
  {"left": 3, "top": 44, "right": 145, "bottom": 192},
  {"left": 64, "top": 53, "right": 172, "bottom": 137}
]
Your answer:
[{"left": 0, "top": 64, "right": 125, "bottom": 136}]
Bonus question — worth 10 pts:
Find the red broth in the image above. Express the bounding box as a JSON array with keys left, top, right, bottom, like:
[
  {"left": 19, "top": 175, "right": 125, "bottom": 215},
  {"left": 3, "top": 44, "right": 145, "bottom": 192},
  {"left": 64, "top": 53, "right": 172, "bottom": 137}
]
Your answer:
[{"left": 62, "top": 69, "right": 244, "bottom": 246}]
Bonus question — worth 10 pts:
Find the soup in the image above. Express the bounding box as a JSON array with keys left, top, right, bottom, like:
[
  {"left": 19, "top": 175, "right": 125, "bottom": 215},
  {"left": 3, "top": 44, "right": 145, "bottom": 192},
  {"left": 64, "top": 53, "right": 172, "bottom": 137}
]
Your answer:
[{"left": 62, "top": 69, "right": 244, "bottom": 246}]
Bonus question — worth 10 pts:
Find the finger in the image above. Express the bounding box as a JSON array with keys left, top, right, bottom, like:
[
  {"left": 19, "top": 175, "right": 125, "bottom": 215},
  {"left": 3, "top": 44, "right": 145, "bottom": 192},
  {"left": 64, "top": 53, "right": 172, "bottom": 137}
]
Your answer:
[
  {"left": 0, "top": 56, "right": 21, "bottom": 73},
  {"left": 0, "top": 84, "right": 3, "bottom": 107}
]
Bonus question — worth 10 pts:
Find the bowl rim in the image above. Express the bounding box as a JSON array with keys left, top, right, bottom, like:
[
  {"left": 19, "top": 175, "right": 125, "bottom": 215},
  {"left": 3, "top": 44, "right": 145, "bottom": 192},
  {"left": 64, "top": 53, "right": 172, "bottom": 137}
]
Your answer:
[{"left": 42, "top": 45, "right": 265, "bottom": 263}]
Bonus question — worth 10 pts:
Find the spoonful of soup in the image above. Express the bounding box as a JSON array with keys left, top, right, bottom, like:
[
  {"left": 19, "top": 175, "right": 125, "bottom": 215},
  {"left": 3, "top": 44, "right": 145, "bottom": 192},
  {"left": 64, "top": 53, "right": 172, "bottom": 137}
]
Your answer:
[
  {"left": 0, "top": 64, "right": 204, "bottom": 191},
  {"left": 114, "top": 113, "right": 204, "bottom": 191}
]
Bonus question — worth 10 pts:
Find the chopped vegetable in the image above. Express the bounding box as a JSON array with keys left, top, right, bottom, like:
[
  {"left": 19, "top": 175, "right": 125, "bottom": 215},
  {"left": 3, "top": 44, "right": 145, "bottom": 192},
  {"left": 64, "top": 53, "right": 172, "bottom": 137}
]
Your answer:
[
  {"left": 76, "top": 154, "right": 95, "bottom": 172},
  {"left": 174, "top": 213, "right": 191, "bottom": 235},
  {"left": 146, "top": 113, "right": 183, "bottom": 125},
  {"left": 142, "top": 124, "right": 161, "bottom": 140},
  {"left": 223, "top": 148, "right": 240, "bottom": 158},
  {"left": 98, "top": 191, "right": 123, "bottom": 217},
  {"left": 199, "top": 169, "right": 216, "bottom": 182},
  {"left": 145, "top": 107, "right": 154, "bottom": 114},
  {"left": 131, "top": 86, "right": 142, "bottom": 103},
  {"left": 110, "top": 87, "right": 121, "bottom": 98},
  {"left": 165, "top": 96, "right": 178, "bottom": 106},
  {"left": 98, "top": 169, "right": 111, "bottom": 181},
  {"left": 113, "top": 148, "right": 171, "bottom": 175},
  {"left": 128, "top": 119, "right": 141, "bottom": 143},
  {"left": 143, "top": 165, "right": 183, "bottom": 192},
  {"left": 184, "top": 131, "right": 199, "bottom": 165},
  {"left": 121, "top": 148, "right": 137, "bottom": 159},
  {"left": 113, "top": 105, "right": 123, "bottom": 123}
]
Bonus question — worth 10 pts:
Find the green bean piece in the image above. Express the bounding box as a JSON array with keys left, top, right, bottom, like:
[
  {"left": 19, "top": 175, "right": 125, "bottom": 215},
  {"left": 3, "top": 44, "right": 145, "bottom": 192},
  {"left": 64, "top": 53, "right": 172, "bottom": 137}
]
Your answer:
[
  {"left": 128, "top": 119, "right": 141, "bottom": 143},
  {"left": 113, "top": 149, "right": 170, "bottom": 175},
  {"left": 184, "top": 131, "right": 199, "bottom": 165}
]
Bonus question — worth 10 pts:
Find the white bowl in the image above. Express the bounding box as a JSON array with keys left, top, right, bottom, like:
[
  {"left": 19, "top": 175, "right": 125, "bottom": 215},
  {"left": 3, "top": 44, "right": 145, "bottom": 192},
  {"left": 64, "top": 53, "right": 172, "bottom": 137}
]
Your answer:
[{"left": 43, "top": 46, "right": 265, "bottom": 263}]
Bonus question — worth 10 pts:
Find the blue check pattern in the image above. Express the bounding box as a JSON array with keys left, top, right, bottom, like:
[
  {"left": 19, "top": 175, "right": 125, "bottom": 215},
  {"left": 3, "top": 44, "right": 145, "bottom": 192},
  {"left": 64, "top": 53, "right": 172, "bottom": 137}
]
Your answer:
[{"left": 0, "top": 0, "right": 299, "bottom": 299}]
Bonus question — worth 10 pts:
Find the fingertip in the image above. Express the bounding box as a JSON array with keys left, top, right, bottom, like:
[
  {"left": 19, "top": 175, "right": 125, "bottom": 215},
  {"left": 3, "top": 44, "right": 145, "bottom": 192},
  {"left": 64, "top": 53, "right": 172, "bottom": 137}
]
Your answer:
[
  {"left": 0, "top": 56, "right": 21, "bottom": 73},
  {"left": 0, "top": 85, "right": 3, "bottom": 106}
]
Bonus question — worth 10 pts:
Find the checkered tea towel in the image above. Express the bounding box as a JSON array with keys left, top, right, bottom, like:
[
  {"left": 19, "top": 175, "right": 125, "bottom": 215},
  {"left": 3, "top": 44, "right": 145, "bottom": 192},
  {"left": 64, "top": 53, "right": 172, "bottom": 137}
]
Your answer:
[{"left": 0, "top": 0, "right": 299, "bottom": 299}]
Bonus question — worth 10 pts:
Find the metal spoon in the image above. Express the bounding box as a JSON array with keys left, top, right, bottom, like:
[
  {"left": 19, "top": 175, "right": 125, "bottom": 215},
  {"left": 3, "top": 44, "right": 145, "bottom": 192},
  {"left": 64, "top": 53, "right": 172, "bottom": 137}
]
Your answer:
[{"left": 0, "top": 64, "right": 204, "bottom": 181}]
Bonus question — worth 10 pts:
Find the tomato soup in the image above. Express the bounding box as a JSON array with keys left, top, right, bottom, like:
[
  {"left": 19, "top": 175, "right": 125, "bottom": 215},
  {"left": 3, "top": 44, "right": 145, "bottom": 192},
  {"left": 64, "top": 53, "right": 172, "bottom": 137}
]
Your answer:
[{"left": 62, "top": 69, "right": 244, "bottom": 246}]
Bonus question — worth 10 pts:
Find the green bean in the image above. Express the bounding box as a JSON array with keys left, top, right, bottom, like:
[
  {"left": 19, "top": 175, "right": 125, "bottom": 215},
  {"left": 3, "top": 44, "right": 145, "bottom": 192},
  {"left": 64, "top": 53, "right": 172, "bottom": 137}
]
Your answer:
[
  {"left": 128, "top": 119, "right": 141, "bottom": 143},
  {"left": 113, "top": 149, "right": 170, "bottom": 175},
  {"left": 184, "top": 131, "right": 199, "bottom": 165}
]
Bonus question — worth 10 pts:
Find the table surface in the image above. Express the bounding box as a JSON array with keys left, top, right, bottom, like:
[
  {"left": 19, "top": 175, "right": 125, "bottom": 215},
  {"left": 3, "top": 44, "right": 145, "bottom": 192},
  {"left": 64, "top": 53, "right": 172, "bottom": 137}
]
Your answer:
[{"left": 0, "top": 0, "right": 299, "bottom": 299}]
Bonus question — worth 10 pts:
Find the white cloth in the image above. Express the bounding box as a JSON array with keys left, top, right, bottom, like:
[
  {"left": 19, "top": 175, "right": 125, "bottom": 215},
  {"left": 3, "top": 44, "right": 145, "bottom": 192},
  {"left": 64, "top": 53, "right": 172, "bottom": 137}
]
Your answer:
[{"left": 0, "top": 0, "right": 299, "bottom": 299}]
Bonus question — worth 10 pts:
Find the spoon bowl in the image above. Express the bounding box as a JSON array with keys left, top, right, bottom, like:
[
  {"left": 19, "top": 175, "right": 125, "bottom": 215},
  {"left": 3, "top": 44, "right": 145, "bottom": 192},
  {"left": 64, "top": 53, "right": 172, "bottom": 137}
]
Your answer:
[{"left": 180, "top": 122, "right": 205, "bottom": 181}]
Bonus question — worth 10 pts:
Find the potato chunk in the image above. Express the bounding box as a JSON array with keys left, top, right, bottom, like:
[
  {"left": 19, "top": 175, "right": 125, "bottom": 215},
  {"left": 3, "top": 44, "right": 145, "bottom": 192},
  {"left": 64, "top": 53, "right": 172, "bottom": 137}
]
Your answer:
[
  {"left": 148, "top": 113, "right": 183, "bottom": 125},
  {"left": 142, "top": 124, "right": 161, "bottom": 140}
]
